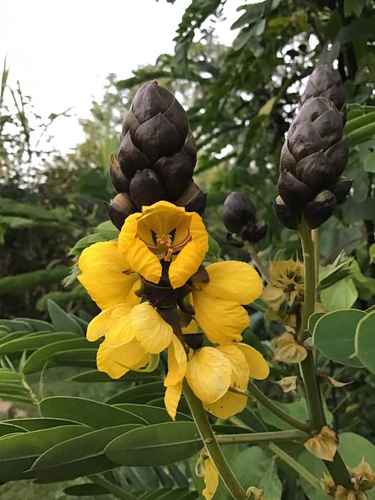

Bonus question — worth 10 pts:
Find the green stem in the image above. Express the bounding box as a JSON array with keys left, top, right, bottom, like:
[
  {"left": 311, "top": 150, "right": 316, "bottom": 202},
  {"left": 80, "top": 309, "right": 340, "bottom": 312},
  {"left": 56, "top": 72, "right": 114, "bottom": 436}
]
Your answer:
[
  {"left": 183, "top": 383, "right": 247, "bottom": 500},
  {"left": 232, "top": 385, "right": 310, "bottom": 433},
  {"left": 298, "top": 219, "right": 352, "bottom": 489},
  {"left": 269, "top": 443, "right": 327, "bottom": 496},
  {"left": 90, "top": 474, "right": 138, "bottom": 500},
  {"left": 217, "top": 429, "right": 307, "bottom": 445}
]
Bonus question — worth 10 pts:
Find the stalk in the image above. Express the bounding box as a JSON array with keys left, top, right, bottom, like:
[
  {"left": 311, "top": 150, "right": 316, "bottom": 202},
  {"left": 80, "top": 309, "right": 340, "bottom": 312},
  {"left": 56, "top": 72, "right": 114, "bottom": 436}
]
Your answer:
[
  {"left": 298, "top": 219, "right": 352, "bottom": 489},
  {"left": 184, "top": 383, "right": 247, "bottom": 500},
  {"left": 217, "top": 429, "right": 307, "bottom": 445}
]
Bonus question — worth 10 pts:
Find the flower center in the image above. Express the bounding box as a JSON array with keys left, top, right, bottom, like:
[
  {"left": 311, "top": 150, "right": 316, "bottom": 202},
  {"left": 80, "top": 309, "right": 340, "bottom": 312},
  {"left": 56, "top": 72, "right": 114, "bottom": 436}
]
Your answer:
[{"left": 148, "top": 230, "right": 192, "bottom": 262}]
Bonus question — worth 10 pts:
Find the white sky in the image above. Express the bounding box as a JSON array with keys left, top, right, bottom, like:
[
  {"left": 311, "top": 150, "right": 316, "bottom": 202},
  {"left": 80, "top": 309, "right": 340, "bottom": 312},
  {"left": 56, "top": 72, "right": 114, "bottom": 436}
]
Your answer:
[{"left": 1, "top": 0, "right": 246, "bottom": 152}]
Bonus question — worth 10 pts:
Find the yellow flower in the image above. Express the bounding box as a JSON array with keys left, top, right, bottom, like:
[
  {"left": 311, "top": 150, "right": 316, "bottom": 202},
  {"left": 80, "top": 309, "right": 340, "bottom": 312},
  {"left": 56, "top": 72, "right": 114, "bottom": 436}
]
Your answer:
[
  {"left": 191, "top": 261, "right": 263, "bottom": 344},
  {"left": 262, "top": 260, "right": 304, "bottom": 310},
  {"left": 78, "top": 240, "right": 140, "bottom": 310},
  {"left": 86, "top": 301, "right": 175, "bottom": 379},
  {"left": 196, "top": 450, "right": 219, "bottom": 500},
  {"left": 118, "top": 201, "right": 208, "bottom": 289},
  {"left": 164, "top": 343, "right": 269, "bottom": 420}
]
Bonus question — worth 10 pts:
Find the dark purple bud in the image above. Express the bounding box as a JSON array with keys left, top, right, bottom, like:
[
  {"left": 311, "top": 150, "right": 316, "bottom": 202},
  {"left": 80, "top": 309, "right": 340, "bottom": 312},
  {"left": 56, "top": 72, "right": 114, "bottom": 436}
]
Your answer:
[
  {"left": 278, "top": 171, "right": 314, "bottom": 208},
  {"left": 183, "top": 333, "right": 204, "bottom": 350},
  {"left": 331, "top": 177, "right": 352, "bottom": 204},
  {"left": 129, "top": 169, "right": 167, "bottom": 209},
  {"left": 118, "top": 131, "right": 151, "bottom": 179},
  {"left": 109, "top": 155, "right": 129, "bottom": 193},
  {"left": 154, "top": 141, "right": 196, "bottom": 200},
  {"left": 242, "top": 222, "right": 268, "bottom": 243},
  {"left": 304, "top": 190, "right": 336, "bottom": 229},
  {"left": 274, "top": 195, "right": 300, "bottom": 229},
  {"left": 280, "top": 141, "right": 297, "bottom": 175},
  {"left": 176, "top": 182, "right": 206, "bottom": 214},
  {"left": 295, "top": 151, "right": 333, "bottom": 193},
  {"left": 325, "top": 139, "right": 348, "bottom": 179},
  {"left": 109, "top": 193, "right": 135, "bottom": 229},
  {"left": 131, "top": 81, "right": 174, "bottom": 122},
  {"left": 301, "top": 65, "right": 345, "bottom": 110},
  {"left": 223, "top": 192, "right": 256, "bottom": 234},
  {"left": 133, "top": 113, "right": 184, "bottom": 163}
]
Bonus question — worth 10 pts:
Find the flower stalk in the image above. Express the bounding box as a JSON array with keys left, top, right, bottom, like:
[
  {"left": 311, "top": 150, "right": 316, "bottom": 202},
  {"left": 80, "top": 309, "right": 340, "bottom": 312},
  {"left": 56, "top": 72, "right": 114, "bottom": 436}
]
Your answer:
[
  {"left": 298, "top": 218, "right": 352, "bottom": 489},
  {"left": 217, "top": 429, "right": 308, "bottom": 445},
  {"left": 183, "top": 383, "right": 248, "bottom": 500}
]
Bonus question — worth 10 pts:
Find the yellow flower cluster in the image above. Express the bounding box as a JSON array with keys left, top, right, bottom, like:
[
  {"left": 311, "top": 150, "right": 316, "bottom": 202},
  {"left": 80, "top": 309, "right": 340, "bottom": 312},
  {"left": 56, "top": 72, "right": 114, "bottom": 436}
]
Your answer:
[{"left": 78, "top": 201, "right": 269, "bottom": 420}]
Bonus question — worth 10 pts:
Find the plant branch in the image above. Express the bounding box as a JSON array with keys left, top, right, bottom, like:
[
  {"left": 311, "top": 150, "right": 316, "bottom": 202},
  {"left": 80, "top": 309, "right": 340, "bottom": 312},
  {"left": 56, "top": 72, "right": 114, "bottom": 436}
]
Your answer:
[
  {"left": 231, "top": 385, "right": 311, "bottom": 433},
  {"left": 183, "top": 383, "right": 247, "bottom": 500},
  {"left": 298, "top": 219, "right": 352, "bottom": 489},
  {"left": 218, "top": 429, "right": 307, "bottom": 445}
]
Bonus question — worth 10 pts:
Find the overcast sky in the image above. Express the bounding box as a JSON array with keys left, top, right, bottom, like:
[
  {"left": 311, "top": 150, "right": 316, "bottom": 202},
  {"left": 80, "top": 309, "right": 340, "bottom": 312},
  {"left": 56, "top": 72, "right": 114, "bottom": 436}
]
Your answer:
[{"left": 1, "top": 0, "right": 245, "bottom": 152}]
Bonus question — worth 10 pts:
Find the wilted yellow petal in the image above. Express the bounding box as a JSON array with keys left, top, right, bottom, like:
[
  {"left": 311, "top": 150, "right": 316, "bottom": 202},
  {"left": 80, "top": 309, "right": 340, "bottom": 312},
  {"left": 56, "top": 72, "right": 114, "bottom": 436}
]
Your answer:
[
  {"left": 218, "top": 344, "right": 249, "bottom": 390},
  {"left": 164, "top": 382, "right": 183, "bottom": 420},
  {"left": 277, "top": 376, "right": 297, "bottom": 393},
  {"left": 186, "top": 347, "right": 232, "bottom": 404},
  {"left": 193, "top": 292, "right": 249, "bottom": 344},
  {"left": 131, "top": 303, "right": 173, "bottom": 354},
  {"left": 261, "top": 285, "right": 285, "bottom": 311},
  {"left": 237, "top": 343, "right": 270, "bottom": 380},
  {"left": 86, "top": 303, "right": 133, "bottom": 342},
  {"left": 205, "top": 391, "right": 248, "bottom": 419},
  {"left": 169, "top": 213, "right": 208, "bottom": 289},
  {"left": 203, "top": 261, "right": 263, "bottom": 304},
  {"left": 273, "top": 333, "right": 307, "bottom": 364},
  {"left": 164, "top": 337, "right": 187, "bottom": 387},
  {"left": 201, "top": 454, "right": 219, "bottom": 500},
  {"left": 78, "top": 241, "right": 139, "bottom": 309},
  {"left": 118, "top": 213, "right": 162, "bottom": 284},
  {"left": 97, "top": 337, "right": 150, "bottom": 379},
  {"left": 304, "top": 426, "right": 338, "bottom": 462}
]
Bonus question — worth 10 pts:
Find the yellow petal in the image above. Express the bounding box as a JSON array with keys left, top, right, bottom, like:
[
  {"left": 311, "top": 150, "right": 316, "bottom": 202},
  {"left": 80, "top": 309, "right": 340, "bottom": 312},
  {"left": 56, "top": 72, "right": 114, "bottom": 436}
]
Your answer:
[
  {"left": 169, "top": 213, "right": 208, "bottom": 289},
  {"left": 218, "top": 344, "right": 250, "bottom": 390},
  {"left": 165, "top": 337, "right": 187, "bottom": 387},
  {"left": 202, "top": 455, "right": 219, "bottom": 500},
  {"left": 164, "top": 382, "right": 183, "bottom": 420},
  {"left": 78, "top": 241, "right": 139, "bottom": 309},
  {"left": 131, "top": 303, "right": 173, "bottom": 354},
  {"left": 237, "top": 343, "right": 270, "bottom": 380},
  {"left": 138, "top": 201, "right": 188, "bottom": 243},
  {"left": 204, "top": 261, "right": 263, "bottom": 304},
  {"left": 193, "top": 292, "right": 249, "bottom": 344},
  {"left": 186, "top": 347, "right": 232, "bottom": 404},
  {"left": 205, "top": 391, "right": 248, "bottom": 419},
  {"left": 86, "top": 303, "right": 133, "bottom": 342},
  {"left": 97, "top": 337, "right": 150, "bottom": 379},
  {"left": 118, "top": 213, "right": 162, "bottom": 284}
]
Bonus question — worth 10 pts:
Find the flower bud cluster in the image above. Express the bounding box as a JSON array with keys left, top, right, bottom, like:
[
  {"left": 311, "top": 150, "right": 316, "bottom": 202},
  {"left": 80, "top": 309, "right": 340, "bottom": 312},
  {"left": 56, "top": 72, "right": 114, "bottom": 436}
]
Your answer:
[
  {"left": 223, "top": 191, "right": 267, "bottom": 243},
  {"left": 276, "top": 65, "right": 352, "bottom": 229},
  {"left": 109, "top": 81, "right": 206, "bottom": 229}
]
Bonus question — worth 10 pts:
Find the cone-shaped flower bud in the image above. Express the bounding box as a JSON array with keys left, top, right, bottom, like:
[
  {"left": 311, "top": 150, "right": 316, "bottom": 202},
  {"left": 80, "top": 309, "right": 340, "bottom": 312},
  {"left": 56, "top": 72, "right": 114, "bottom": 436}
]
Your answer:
[
  {"left": 109, "top": 155, "right": 129, "bottom": 193},
  {"left": 109, "top": 193, "right": 135, "bottom": 230},
  {"left": 277, "top": 64, "right": 350, "bottom": 229},
  {"left": 332, "top": 177, "right": 352, "bottom": 204},
  {"left": 301, "top": 64, "right": 345, "bottom": 110},
  {"left": 110, "top": 80, "right": 205, "bottom": 220},
  {"left": 223, "top": 192, "right": 267, "bottom": 243},
  {"left": 176, "top": 182, "right": 207, "bottom": 215},
  {"left": 274, "top": 195, "right": 300, "bottom": 229},
  {"left": 129, "top": 169, "right": 167, "bottom": 210},
  {"left": 154, "top": 139, "right": 196, "bottom": 200},
  {"left": 303, "top": 190, "right": 336, "bottom": 229}
]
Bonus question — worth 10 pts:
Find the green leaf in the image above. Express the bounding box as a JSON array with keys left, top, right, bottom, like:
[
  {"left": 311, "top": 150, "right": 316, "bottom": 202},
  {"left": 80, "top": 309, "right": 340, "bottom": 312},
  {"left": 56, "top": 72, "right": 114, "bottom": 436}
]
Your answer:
[
  {"left": 0, "top": 425, "right": 89, "bottom": 481},
  {"left": 115, "top": 403, "right": 191, "bottom": 424},
  {"left": 0, "top": 422, "right": 27, "bottom": 436},
  {"left": 40, "top": 396, "right": 147, "bottom": 427},
  {"left": 64, "top": 483, "right": 109, "bottom": 496},
  {"left": 355, "top": 311, "right": 375, "bottom": 374},
  {"left": 47, "top": 299, "right": 83, "bottom": 334},
  {"left": 371, "top": 243, "right": 375, "bottom": 264},
  {"left": 2, "top": 418, "right": 81, "bottom": 431},
  {"left": 52, "top": 348, "right": 97, "bottom": 366},
  {"left": 105, "top": 421, "right": 202, "bottom": 466},
  {"left": 68, "top": 369, "right": 160, "bottom": 383},
  {"left": 30, "top": 424, "right": 139, "bottom": 482},
  {"left": 344, "top": 0, "right": 366, "bottom": 17},
  {"left": 313, "top": 309, "right": 365, "bottom": 367},
  {"left": 22, "top": 338, "right": 95, "bottom": 374},
  {"left": 0, "top": 332, "right": 78, "bottom": 354},
  {"left": 320, "top": 277, "right": 358, "bottom": 311},
  {"left": 15, "top": 318, "right": 54, "bottom": 332},
  {"left": 0, "top": 319, "right": 32, "bottom": 332},
  {"left": 106, "top": 382, "right": 164, "bottom": 404},
  {"left": 258, "top": 458, "right": 283, "bottom": 500}
]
